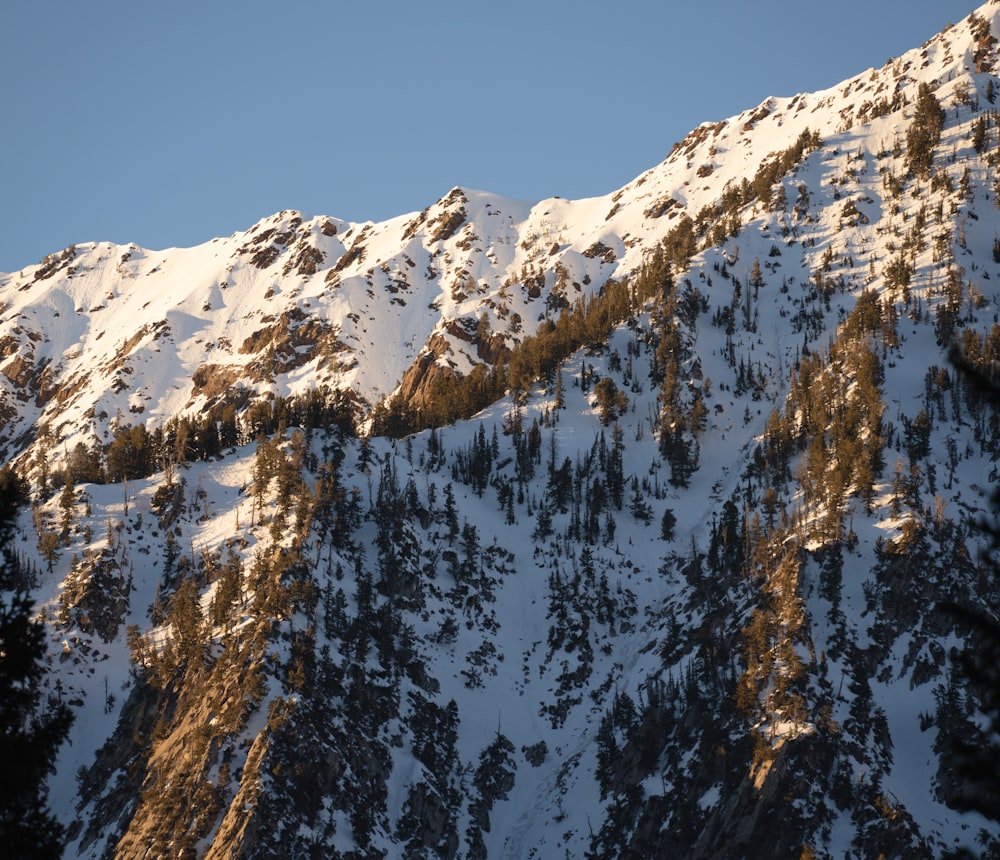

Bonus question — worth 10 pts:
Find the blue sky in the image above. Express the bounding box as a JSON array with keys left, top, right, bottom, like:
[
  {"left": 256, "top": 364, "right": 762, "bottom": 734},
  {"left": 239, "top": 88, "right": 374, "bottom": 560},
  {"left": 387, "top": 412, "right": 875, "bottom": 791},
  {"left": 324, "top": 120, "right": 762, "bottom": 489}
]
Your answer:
[{"left": 0, "top": 0, "right": 976, "bottom": 273}]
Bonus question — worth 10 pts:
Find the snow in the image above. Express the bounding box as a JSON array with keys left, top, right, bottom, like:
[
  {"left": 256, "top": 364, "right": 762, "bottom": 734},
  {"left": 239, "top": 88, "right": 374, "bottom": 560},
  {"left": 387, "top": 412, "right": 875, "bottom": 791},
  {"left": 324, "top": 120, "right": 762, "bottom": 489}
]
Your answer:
[{"left": 3, "top": 2, "right": 1000, "bottom": 857}]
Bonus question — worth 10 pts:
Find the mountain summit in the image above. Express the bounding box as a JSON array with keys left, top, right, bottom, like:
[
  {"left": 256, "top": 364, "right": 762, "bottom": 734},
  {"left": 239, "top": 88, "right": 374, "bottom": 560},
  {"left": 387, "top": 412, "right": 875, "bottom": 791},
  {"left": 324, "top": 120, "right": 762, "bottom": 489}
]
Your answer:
[{"left": 4, "top": 3, "right": 1000, "bottom": 858}]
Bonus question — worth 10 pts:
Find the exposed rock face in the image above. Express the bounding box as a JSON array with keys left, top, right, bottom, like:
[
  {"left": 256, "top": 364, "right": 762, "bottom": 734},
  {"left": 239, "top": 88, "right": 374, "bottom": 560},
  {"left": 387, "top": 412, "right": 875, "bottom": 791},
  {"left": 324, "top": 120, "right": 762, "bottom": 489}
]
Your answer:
[{"left": 395, "top": 333, "right": 457, "bottom": 408}]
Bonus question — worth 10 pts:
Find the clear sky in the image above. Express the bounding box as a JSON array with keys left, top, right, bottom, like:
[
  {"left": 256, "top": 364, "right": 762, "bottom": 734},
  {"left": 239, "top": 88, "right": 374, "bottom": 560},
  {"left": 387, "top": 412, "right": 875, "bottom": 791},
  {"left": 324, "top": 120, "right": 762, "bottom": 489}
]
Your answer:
[{"left": 0, "top": 0, "right": 977, "bottom": 273}]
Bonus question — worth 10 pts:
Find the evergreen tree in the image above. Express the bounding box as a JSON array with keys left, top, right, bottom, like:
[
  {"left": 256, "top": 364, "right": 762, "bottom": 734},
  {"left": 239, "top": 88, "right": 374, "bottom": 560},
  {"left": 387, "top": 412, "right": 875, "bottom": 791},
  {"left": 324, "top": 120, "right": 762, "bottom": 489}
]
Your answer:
[
  {"left": 661, "top": 508, "right": 677, "bottom": 541},
  {"left": 628, "top": 477, "right": 653, "bottom": 524},
  {"left": 973, "top": 115, "right": 989, "bottom": 156},
  {"left": 941, "top": 353, "right": 1000, "bottom": 828},
  {"left": 905, "top": 82, "right": 944, "bottom": 178},
  {"left": 593, "top": 377, "right": 628, "bottom": 426},
  {"left": 0, "top": 466, "right": 74, "bottom": 859},
  {"left": 442, "top": 483, "right": 460, "bottom": 543}
]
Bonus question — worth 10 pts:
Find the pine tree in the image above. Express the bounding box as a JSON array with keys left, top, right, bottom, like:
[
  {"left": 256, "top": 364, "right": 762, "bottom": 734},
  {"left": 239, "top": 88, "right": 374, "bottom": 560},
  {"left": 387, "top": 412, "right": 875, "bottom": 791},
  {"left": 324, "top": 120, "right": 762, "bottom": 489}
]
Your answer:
[
  {"left": 593, "top": 377, "right": 628, "bottom": 426},
  {"left": 0, "top": 466, "right": 74, "bottom": 858},
  {"left": 443, "top": 483, "right": 459, "bottom": 543},
  {"left": 973, "top": 115, "right": 989, "bottom": 156},
  {"left": 941, "top": 353, "right": 1000, "bottom": 826},
  {"left": 628, "top": 477, "right": 653, "bottom": 524},
  {"left": 905, "top": 82, "right": 944, "bottom": 178},
  {"left": 661, "top": 508, "right": 677, "bottom": 541}
]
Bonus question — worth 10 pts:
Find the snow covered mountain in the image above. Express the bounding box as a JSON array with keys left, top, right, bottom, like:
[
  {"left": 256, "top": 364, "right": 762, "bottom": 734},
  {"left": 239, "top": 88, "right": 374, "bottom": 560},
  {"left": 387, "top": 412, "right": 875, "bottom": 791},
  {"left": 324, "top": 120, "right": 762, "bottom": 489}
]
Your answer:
[{"left": 5, "top": 3, "right": 1000, "bottom": 858}]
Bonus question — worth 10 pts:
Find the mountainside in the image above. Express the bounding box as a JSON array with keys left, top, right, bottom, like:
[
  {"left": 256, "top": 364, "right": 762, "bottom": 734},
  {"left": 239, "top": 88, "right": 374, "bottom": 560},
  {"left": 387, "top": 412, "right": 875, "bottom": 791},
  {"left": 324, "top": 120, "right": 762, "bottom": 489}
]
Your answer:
[{"left": 5, "top": 4, "right": 1000, "bottom": 858}]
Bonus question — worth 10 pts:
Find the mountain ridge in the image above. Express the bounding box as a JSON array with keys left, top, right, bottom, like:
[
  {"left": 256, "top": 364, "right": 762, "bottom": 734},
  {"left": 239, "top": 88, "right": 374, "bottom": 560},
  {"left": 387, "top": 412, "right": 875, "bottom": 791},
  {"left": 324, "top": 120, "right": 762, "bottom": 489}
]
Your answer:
[
  {"left": 3, "top": 1, "right": 989, "bottom": 463},
  {"left": 5, "top": 3, "right": 1000, "bottom": 858}
]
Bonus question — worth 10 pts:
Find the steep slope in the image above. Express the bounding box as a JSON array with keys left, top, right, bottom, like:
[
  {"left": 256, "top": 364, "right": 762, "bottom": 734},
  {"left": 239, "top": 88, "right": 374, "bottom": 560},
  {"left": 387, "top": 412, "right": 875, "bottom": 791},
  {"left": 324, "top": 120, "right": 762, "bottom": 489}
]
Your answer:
[
  {"left": 0, "top": 5, "right": 983, "bottom": 469},
  {"left": 5, "top": 3, "right": 1000, "bottom": 858}
]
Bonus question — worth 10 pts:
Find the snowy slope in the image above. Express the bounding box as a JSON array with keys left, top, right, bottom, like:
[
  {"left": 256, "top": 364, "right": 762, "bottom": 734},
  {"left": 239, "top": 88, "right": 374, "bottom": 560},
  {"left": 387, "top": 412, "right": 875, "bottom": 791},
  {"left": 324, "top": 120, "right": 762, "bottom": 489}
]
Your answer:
[
  {"left": 5, "top": 3, "right": 1000, "bottom": 858},
  {"left": 0, "top": 1, "right": 987, "bottom": 469}
]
